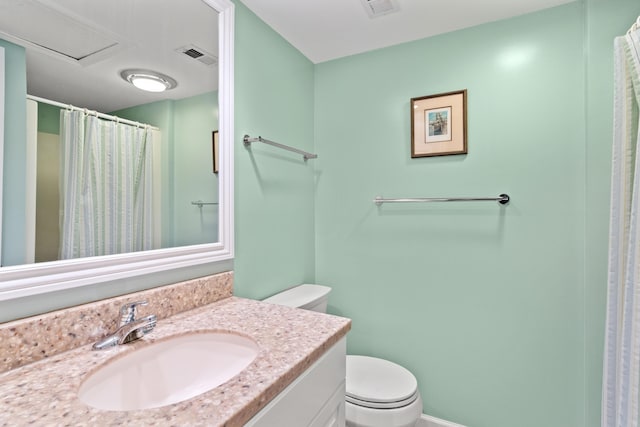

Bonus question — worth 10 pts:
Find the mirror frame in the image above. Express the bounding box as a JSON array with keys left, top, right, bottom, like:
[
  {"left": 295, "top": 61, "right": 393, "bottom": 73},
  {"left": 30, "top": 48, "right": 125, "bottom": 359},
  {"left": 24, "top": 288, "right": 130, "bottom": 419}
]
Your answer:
[
  {"left": 0, "top": 0, "right": 234, "bottom": 302},
  {"left": 0, "top": 46, "right": 4, "bottom": 266}
]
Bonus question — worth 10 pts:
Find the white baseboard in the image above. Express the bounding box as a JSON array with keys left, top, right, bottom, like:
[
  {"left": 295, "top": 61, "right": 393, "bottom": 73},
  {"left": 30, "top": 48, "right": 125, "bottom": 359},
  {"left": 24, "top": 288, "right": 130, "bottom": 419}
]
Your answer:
[{"left": 415, "top": 413, "right": 468, "bottom": 427}]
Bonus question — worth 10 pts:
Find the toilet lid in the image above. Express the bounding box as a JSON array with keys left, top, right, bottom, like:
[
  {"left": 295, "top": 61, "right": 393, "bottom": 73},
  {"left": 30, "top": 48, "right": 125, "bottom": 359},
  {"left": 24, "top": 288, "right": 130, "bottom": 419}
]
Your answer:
[{"left": 346, "top": 355, "right": 419, "bottom": 409}]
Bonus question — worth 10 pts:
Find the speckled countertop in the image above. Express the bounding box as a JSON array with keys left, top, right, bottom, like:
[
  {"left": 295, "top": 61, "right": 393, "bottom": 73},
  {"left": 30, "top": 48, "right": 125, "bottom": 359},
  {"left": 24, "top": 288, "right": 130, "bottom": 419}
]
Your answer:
[{"left": 0, "top": 296, "right": 351, "bottom": 427}]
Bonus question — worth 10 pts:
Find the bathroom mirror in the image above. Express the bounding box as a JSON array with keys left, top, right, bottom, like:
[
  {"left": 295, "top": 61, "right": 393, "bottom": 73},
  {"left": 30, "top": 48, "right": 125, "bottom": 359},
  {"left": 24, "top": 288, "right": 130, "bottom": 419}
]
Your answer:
[{"left": 0, "top": 0, "right": 234, "bottom": 301}]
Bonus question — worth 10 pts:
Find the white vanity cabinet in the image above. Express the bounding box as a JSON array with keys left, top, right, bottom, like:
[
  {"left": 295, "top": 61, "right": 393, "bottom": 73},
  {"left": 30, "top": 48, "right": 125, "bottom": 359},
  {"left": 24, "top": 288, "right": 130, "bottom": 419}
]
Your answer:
[{"left": 245, "top": 337, "right": 346, "bottom": 427}]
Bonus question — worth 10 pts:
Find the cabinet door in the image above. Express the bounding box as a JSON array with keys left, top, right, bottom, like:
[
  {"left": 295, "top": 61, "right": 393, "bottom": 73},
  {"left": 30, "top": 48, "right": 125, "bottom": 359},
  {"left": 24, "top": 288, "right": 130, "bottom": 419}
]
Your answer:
[
  {"left": 309, "top": 382, "right": 346, "bottom": 427},
  {"left": 245, "top": 338, "right": 346, "bottom": 427}
]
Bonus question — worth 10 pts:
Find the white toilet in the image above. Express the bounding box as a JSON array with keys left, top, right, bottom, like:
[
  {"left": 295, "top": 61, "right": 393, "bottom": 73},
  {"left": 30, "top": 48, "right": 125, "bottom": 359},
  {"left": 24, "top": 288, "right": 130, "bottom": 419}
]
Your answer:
[{"left": 263, "top": 284, "right": 423, "bottom": 427}]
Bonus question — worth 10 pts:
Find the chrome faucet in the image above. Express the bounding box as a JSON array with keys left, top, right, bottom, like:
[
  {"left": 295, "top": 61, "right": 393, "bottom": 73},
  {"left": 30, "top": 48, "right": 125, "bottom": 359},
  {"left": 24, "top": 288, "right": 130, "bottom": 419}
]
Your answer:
[{"left": 93, "top": 300, "right": 157, "bottom": 350}]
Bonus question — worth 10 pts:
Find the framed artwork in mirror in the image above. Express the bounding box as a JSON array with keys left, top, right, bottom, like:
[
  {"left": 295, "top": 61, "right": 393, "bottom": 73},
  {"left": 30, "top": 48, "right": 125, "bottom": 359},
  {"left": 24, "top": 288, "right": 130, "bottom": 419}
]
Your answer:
[
  {"left": 212, "top": 130, "right": 219, "bottom": 174},
  {"left": 410, "top": 89, "right": 467, "bottom": 158}
]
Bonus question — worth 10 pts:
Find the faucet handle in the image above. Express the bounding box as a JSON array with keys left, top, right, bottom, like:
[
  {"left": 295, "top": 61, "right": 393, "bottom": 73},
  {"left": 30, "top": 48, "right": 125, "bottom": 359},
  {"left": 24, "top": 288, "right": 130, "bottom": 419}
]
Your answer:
[{"left": 119, "top": 300, "right": 148, "bottom": 326}]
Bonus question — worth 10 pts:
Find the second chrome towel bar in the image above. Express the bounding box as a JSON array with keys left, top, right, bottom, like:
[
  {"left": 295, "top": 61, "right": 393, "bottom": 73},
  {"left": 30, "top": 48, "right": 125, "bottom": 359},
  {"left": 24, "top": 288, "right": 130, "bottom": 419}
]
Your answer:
[{"left": 374, "top": 194, "right": 510, "bottom": 206}]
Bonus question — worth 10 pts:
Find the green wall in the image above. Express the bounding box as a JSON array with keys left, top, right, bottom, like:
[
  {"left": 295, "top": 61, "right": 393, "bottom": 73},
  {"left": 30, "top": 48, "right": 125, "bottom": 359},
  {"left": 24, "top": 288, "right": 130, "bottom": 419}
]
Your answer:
[
  {"left": 232, "top": 0, "right": 316, "bottom": 300},
  {"left": 0, "top": 39, "right": 26, "bottom": 267},
  {"left": 172, "top": 93, "right": 219, "bottom": 246},
  {"left": 37, "top": 102, "right": 60, "bottom": 134},
  {"left": 314, "top": 3, "right": 585, "bottom": 426}
]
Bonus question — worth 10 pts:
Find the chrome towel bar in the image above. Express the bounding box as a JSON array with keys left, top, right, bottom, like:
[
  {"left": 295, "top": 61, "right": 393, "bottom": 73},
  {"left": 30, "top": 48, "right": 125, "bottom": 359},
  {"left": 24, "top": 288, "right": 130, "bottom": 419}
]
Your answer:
[
  {"left": 374, "top": 194, "right": 510, "bottom": 206},
  {"left": 243, "top": 135, "right": 318, "bottom": 161}
]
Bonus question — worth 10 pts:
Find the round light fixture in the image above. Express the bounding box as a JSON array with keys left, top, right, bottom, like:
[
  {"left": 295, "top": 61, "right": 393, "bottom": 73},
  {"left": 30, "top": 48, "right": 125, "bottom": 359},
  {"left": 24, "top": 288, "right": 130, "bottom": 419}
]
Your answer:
[{"left": 120, "top": 69, "right": 177, "bottom": 93}]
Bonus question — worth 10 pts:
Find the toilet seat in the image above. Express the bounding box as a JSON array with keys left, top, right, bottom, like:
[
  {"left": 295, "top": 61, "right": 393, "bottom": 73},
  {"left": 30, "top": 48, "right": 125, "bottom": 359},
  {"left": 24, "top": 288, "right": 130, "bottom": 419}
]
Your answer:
[{"left": 346, "top": 355, "right": 419, "bottom": 410}]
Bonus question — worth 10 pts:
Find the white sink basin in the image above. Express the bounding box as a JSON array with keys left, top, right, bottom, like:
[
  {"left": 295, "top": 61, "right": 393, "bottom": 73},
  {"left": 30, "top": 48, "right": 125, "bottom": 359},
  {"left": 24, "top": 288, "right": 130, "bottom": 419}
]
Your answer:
[{"left": 78, "top": 332, "right": 259, "bottom": 411}]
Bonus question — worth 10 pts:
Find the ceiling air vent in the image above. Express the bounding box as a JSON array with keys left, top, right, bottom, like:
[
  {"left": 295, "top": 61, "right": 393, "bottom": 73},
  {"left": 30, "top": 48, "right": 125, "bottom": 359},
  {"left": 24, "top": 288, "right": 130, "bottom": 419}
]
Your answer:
[
  {"left": 175, "top": 44, "right": 218, "bottom": 66},
  {"left": 360, "top": 0, "right": 400, "bottom": 18},
  {"left": 184, "top": 48, "right": 204, "bottom": 59}
]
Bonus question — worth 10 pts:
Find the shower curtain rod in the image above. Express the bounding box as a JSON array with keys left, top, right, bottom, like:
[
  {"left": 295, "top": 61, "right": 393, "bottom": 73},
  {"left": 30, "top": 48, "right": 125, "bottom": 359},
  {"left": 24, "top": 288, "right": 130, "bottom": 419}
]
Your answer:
[{"left": 27, "top": 94, "right": 159, "bottom": 130}]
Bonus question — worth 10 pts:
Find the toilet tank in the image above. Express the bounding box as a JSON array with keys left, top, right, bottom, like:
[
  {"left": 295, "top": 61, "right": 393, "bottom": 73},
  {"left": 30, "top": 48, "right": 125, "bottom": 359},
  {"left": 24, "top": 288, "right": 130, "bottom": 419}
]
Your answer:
[{"left": 262, "top": 284, "right": 331, "bottom": 313}]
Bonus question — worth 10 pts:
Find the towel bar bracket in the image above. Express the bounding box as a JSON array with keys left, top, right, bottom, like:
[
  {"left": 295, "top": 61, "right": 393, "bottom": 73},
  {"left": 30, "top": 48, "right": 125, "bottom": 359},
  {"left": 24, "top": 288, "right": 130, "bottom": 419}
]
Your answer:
[{"left": 498, "top": 194, "right": 510, "bottom": 205}]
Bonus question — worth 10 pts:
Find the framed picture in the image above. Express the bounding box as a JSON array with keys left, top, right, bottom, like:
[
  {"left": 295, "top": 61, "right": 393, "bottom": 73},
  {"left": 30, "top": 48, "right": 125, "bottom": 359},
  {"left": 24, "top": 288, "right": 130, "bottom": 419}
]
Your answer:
[
  {"left": 410, "top": 89, "right": 467, "bottom": 158},
  {"left": 212, "top": 130, "right": 219, "bottom": 173}
]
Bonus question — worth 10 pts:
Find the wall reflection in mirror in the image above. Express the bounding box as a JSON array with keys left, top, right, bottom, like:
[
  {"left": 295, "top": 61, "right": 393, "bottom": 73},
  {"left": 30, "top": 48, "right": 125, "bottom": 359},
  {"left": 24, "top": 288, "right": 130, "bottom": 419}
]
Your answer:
[{"left": 0, "top": 0, "right": 220, "bottom": 267}]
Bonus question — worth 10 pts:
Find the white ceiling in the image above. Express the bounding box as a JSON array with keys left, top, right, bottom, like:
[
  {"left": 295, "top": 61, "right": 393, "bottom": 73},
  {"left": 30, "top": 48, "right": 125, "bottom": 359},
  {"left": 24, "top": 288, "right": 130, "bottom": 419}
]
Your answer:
[
  {"left": 240, "top": 0, "right": 577, "bottom": 64},
  {"left": 0, "top": 0, "right": 577, "bottom": 113}
]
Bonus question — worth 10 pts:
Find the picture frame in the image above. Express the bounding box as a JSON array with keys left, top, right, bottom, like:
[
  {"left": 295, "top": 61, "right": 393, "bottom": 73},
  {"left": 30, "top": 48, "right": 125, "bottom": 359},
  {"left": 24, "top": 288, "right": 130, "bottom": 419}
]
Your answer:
[
  {"left": 410, "top": 89, "right": 467, "bottom": 158},
  {"left": 212, "top": 130, "right": 219, "bottom": 173}
]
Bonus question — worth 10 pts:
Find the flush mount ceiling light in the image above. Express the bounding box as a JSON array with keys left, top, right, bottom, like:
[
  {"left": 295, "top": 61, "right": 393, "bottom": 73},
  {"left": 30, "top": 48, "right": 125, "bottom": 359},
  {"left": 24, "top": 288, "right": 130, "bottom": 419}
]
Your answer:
[{"left": 120, "top": 69, "right": 177, "bottom": 92}]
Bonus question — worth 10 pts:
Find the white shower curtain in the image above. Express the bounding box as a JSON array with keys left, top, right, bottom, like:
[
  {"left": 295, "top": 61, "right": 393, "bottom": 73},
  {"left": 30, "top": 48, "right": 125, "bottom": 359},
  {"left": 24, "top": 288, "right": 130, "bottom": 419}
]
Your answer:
[
  {"left": 603, "top": 18, "right": 640, "bottom": 427},
  {"left": 59, "top": 110, "right": 154, "bottom": 259}
]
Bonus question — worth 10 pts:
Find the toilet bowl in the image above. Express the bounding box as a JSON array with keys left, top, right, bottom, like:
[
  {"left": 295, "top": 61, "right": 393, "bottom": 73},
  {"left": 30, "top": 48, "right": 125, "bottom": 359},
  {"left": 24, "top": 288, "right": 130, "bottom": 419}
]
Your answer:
[{"left": 263, "top": 284, "right": 422, "bottom": 427}]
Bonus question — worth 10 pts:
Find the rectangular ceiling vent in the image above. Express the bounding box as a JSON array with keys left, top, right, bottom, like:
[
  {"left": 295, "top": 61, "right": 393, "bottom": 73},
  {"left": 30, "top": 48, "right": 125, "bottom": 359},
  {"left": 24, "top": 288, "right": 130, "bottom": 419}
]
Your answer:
[
  {"left": 175, "top": 44, "right": 218, "bottom": 66},
  {"left": 360, "top": 0, "right": 400, "bottom": 18}
]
